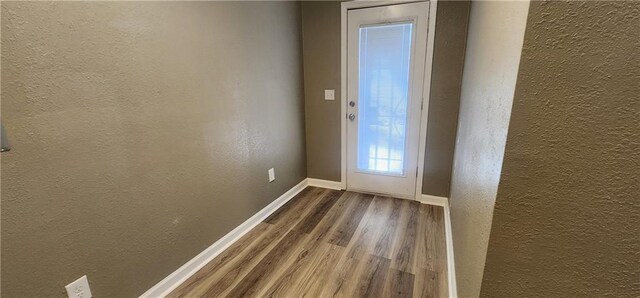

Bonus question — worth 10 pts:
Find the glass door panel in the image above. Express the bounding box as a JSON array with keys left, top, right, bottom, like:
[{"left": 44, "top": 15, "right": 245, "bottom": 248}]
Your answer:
[{"left": 357, "top": 23, "right": 414, "bottom": 176}]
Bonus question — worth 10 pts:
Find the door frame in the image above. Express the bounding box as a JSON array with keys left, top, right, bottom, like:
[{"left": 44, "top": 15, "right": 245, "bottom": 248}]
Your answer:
[{"left": 340, "top": 0, "right": 438, "bottom": 200}]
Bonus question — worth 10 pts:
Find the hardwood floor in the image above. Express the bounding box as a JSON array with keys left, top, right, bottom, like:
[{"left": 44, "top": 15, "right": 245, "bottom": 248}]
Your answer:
[{"left": 168, "top": 187, "right": 448, "bottom": 298}]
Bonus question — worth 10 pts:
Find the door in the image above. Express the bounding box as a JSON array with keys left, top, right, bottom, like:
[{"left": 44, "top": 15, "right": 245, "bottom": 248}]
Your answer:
[{"left": 346, "top": 2, "right": 429, "bottom": 198}]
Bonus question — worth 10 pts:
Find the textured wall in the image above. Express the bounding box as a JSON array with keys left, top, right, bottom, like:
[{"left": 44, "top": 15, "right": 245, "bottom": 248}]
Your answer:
[
  {"left": 1, "top": 2, "right": 306, "bottom": 297},
  {"left": 482, "top": 1, "right": 639, "bottom": 297},
  {"left": 421, "top": 0, "right": 469, "bottom": 197},
  {"left": 301, "top": 1, "right": 342, "bottom": 181},
  {"left": 302, "top": 1, "right": 468, "bottom": 197},
  {"left": 448, "top": 1, "right": 530, "bottom": 297}
]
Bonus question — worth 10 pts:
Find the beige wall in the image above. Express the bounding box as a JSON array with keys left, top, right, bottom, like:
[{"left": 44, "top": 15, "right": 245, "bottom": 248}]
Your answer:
[
  {"left": 448, "top": 1, "right": 530, "bottom": 297},
  {"left": 482, "top": 1, "right": 640, "bottom": 296},
  {"left": 302, "top": 1, "right": 342, "bottom": 181},
  {"left": 0, "top": 2, "right": 306, "bottom": 297},
  {"left": 421, "top": 0, "right": 469, "bottom": 197},
  {"left": 302, "top": 1, "right": 469, "bottom": 197}
]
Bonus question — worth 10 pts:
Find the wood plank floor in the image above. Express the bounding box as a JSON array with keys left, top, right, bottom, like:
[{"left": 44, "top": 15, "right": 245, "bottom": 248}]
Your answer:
[{"left": 168, "top": 187, "right": 448, "bottom": 298}]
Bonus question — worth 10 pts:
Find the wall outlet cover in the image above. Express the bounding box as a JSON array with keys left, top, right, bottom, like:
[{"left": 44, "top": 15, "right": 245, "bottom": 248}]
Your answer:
[
  {"left": 65, "top": 275, "right": 92, "bottom": 298},
  {"left": 268, "top": 168, "right": 276, "bottom": 182},
  {"left": 324, "top": 89, "right": 335, "bottom": 100}
]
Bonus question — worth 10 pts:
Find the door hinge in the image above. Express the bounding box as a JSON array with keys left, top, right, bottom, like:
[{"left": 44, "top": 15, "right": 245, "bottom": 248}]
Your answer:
[{"left": 421, "top": 99, "right": 424, "bottom": 110}]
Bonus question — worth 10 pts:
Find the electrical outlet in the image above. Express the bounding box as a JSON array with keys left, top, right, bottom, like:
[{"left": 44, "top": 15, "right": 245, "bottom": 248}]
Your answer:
[
  {"left": 268, "top": 168, "right": 275, "bottom": 182},
  {"left": 65, "top": 275, "right": 92, "bottom": 298}
]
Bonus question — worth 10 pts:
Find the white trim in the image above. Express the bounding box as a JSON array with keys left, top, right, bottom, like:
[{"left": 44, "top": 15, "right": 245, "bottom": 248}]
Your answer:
[
  {"left": 418, "top": 196, "right": 458, "bottom": 298},
  {"left": 417, "top": 194, "right": 448, "bottom": 206},
  {"left": 414, "top": 0, "right": 438, "bottom": 201},
  {"left": 443, "top": 201, "right": 458, "bottom": 298},
  {"left": 343, "top": 0, "right": 428, "bottom": 10},
  {"left": 140, "top": 179, "right": 309, "bottom": 298},
  {"left": 340, "top": 0, "right": 438, "bottom": 198},
  {"left": 340, "top": 2, "right": 348, "bottom": 190},
  {"left": 307, "top": 178, "right": 344, "bottom": 190}
]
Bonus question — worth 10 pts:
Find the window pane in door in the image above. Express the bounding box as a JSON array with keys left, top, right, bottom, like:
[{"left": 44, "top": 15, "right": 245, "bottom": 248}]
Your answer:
[{"left": 357, "top": 23, "right": 413, "bottom": 175}]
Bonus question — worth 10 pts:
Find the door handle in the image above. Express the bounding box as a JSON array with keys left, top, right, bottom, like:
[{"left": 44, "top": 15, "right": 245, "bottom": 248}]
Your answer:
[{"left": 348, "top": 113, "right": 356, "bottom": 121}]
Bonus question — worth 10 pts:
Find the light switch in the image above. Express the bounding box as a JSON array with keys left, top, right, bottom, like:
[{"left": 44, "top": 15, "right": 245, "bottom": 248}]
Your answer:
[{"left": 324, "top": 89, "right": 335, "bottom": 100}]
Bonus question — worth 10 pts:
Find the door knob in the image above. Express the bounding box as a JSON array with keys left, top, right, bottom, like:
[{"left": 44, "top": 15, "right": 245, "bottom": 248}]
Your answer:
[{"left": 348, "top": 113, "right": 356, "bottom": 121}]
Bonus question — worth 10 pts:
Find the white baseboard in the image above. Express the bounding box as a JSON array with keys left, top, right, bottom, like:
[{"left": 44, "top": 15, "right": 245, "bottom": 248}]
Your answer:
[
  {"left": 443, "top": 201, "right": 458, "bottom": 298},
  {"left": 140, "top": 179, "right": 309, "bottom": 298},
  {"left": 417, "top": 194, "right": 448, "bottom": 206},
  {"left": 417, "top": 194, "right": 457, "bottom": 298},
  {"left": 306, "top": 178, "right": 344, "bottom": 190}
]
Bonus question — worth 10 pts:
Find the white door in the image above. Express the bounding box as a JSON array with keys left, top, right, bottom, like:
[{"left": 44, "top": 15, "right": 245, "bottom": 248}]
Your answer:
[{"left": 346, "top": 2, "right": 429, "bottom": 198}]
